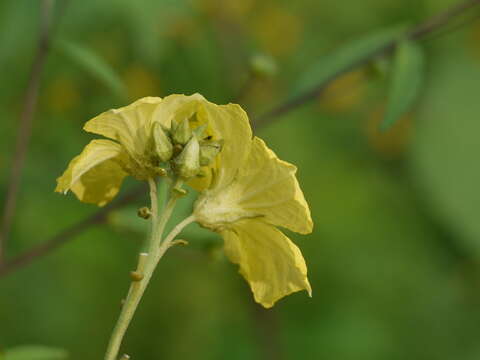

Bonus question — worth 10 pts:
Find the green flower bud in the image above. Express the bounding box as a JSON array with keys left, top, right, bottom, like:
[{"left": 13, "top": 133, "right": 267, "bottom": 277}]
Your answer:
[
  {"left": 250, "top": 54, "right": 277, "bottom": 78},
  {"left": 193, "top": 124, "right": 208, "bottom": 139},
  {"left": 172, "top": 186, "right": 188, "bottom": 197},
  {"left": 173, "top": 143, "right": 183, "bottom": 156},
  {"left": 172, "top": 118, "right": 192, "bottom": 145},
  {"left": 199, "top": 140, "right": 223, "bottom": 166},
  {"left": 174, "top": 135, "right": 200, "bottom": 179},
  {"left": 153, "top": 123, "right": 173, "bottom": 162}
]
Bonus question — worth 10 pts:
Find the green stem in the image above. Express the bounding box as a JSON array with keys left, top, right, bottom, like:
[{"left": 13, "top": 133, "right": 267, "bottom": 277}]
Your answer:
[{"left": 104, "top": 178, "right": 193, "bottom": 360}]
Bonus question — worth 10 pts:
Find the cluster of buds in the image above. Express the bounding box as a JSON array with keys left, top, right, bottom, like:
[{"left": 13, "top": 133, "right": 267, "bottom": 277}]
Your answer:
[{"left": 151, "top": 114, "right": 223, "bottom": 181}]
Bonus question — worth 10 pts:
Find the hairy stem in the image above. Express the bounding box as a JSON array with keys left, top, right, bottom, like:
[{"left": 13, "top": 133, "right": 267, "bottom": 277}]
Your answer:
[{"left": 104, "top": 179, "right": 194, "bottom": 360}]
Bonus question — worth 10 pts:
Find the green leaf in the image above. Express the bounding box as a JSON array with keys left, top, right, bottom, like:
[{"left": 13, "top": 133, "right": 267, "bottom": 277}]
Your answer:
[
  {"left": 411, "top": 54, "right": 480, "bottom": 256},
  {"left": 292, "top": 26, "right": 407, "bottom": 98},
  {"left": 55, "top": 39, "right": 127, "bottom": 98},
  {"left": 381, "top": 40, "right": 424, "bottom": 131},
  {"left": 5, "top": 346, "right": 68, "bottom": 360}
]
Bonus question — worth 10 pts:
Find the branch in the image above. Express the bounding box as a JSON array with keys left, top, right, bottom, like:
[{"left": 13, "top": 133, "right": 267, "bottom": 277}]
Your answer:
[
  {"left": 252, "top": 0, "right": 480, "bottom": 128},
  {"left": 0, "top": 186, "right": 146, "bottom": 277},
  {"left": 1, "top": 0, "right": 479, "bottom": 277},
  {"left": 0, "top": 0, "right": 55, "bottom": 262}
]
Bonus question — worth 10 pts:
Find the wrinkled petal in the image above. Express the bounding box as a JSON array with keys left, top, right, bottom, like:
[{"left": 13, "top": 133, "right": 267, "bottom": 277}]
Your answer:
[
  {"left": 84, "top": 97, "right": 162, "bottom": 157},
  {"left": 151, "top": 93, "right": 205, "bottom": 129},
  {"left": 221, "top": 220, "right": 311, "bottom": 308},
  {"left": 55, "top": 139, "right": 128, "bottom": 206},
  {"left": 234, "top": 137, "right": 313, "bottom": 234},
  {"left": 194, "top": 137, "right": 312, "bottom": 234},
  {"left": 149, "top": 94, "right": 252, "bottom": 191},
  {"left": 188, "top": 101, "right": 252, "bottom": 193},
  {"left": 202, "top": 101, "right": 253, "bottom": 190}
]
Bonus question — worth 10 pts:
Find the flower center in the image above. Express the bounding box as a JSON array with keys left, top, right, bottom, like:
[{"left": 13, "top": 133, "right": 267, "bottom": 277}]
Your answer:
[{"left": 194, "top": 185, "right": 261, "bottom": 231}]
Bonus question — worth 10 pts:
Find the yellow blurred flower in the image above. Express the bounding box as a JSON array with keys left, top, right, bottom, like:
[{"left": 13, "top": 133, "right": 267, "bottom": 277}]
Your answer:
[
  {"left": 194, "top": 127, "right": 313, "bottom": 307},
  {"left": 123, "top": 65, "right": 161, "bottom": 100},
  {"left": 253, "top": 6, "right": 303, "bottom": 57},
  {"left": 194, "top": 0, "right": 255, "bottom": 22},
  {"left": 366, "top": 105, "right": 412, "bottom": 158},
  {"left": 319, "top": 70, "right": 366, "bottom": 113},
  {"left": 46, "top": 75, "right": 80, "bottom": 114}
]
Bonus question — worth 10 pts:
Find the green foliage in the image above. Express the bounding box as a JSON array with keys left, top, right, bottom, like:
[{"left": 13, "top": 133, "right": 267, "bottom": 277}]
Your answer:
[
  {"left": 381, "top": 40, "right": 424, "bottom": 130},
  {"left": 4, "top": 346, "right": 68, "bottom": 360},
  {"left": 55, "top": 39, "right": 127, "bottom": 98},
  {"left": 292, "top": 25, "right": 406, "bottom": 98},
  {"left": 412, "top": 53, "right": 480, "bottom": 256}
]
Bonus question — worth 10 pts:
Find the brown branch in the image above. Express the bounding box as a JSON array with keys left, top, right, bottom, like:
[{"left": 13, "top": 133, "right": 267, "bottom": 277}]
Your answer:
[
  {"left": 252, "top": 0, "right": 480, "bottom": 128},
  {"left": 1, "top": 0, "right": 479, "bottom": 277},
  {"left": 0, "top": 186, "right": 146, "bottom": 277},
  {"left": 0, "top": 0, "right": 55, "bottom": 262}
]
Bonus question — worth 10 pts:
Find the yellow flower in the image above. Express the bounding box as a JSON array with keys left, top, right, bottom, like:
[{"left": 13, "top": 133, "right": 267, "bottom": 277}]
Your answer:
[
  {"left": 55, "top": 93, "right": 313, "bottom": 308},
  {"left": 55, "top": 97, "right": 163, "bottom": 206},
  {"left": 194, "top": 131, "right": 313, "bottom": 307},
  {"left": 55, "top": 94, "right": 247, "bottom": 206}
]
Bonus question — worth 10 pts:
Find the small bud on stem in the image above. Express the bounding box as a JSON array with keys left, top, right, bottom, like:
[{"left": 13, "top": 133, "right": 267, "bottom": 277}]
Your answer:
[
  {"left": 174, "top": 136, "right": 200, "bottom": 179},
  {"left": 172, "top": 118, "right": 192, "bottom": 145},
  {"left": 153, "top": 123, "right": 173, "bottom": 162},
  {"left": 130, "top": 271, "right": 144, "bottom": 282},
  {"left": 199, "top": 140, "right": 223, "bottom": 166},
  {"left": 137, "top": 207, "right": 151, "bottom": 219}
]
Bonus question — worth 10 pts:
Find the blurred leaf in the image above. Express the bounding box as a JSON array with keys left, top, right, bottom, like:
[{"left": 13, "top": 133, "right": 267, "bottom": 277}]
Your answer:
[
  {"left": 55, "top": 39, "right": 127, "bottom": 98},
  {"left": 411, "top": 54, "right": 480, "bottom": 255},
  {"left": 292, "top": 25, "right": 406, "bottom": 98},
  {"left": 5, "top": 346, "right": 68, "bottom": 360},
  {"left": 381, "top": 40, "right": 424, "bottom": 131},
  {"left": 0, "top": 1, "right": 36, "bottom": 68}
]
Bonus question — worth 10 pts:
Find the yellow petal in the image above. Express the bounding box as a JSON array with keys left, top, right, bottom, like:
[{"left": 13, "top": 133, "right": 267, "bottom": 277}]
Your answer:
[
  {"left": 194, "top": 136, "right": 312, "bottom": 234},
  {"left": 83, "top": 97, "right": 162, "bottom": 156},
  {"left": 221, "top": 220, "right": 311, "bottom": 308},
  {"left": 193, "top": 101, "right": 253, "bottom": 191},
  {"left": 55, "top": 139, "right": 128, "bottom": 206},
  {"left": 234, "top": 137, "right": 313, "bottom": 234},
  {"left": 151, "top": 93, "right": 205, "bottom": 129}
]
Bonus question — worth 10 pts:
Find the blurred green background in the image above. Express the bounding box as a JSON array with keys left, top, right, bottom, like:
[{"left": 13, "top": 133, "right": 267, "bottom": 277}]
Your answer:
[{"left": 2, "top": 0, "right": 480, "bottom": 359}]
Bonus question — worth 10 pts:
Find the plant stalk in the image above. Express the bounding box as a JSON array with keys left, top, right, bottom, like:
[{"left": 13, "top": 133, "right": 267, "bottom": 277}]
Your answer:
[{"left": 103, "top": 178, "right": 195, "bottom": 360}]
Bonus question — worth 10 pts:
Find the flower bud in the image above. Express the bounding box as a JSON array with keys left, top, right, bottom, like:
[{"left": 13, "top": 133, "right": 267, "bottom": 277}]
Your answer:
[
  {"left": 130, "top": 271, "right": 144, "bottom": 281},
  {"left": 153, "top": 123, "right": 173, "bottom": 162},
  {"left": 193, "top": 124, "right": 208, "bottom": 139},
  {"left": 174, "top": 136, "right": 200, "bottom": 179},
  {"left": 155, "top": 167, "right": 167, "bottom": 177},
  {"left": 199, "top": 140, "right": 223, "bottom": 166},
  {"left": 172, "top": 118, "right": 192, "bottom": 145},
  {"left": 172, "top": 186, "right": 188, "bottom": 197},
  {"left": 137, "top": 206, "right": 151, "bottom": 219},
  {"left": 250, "top": 54, "right": 277, "bottom": 78}
]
